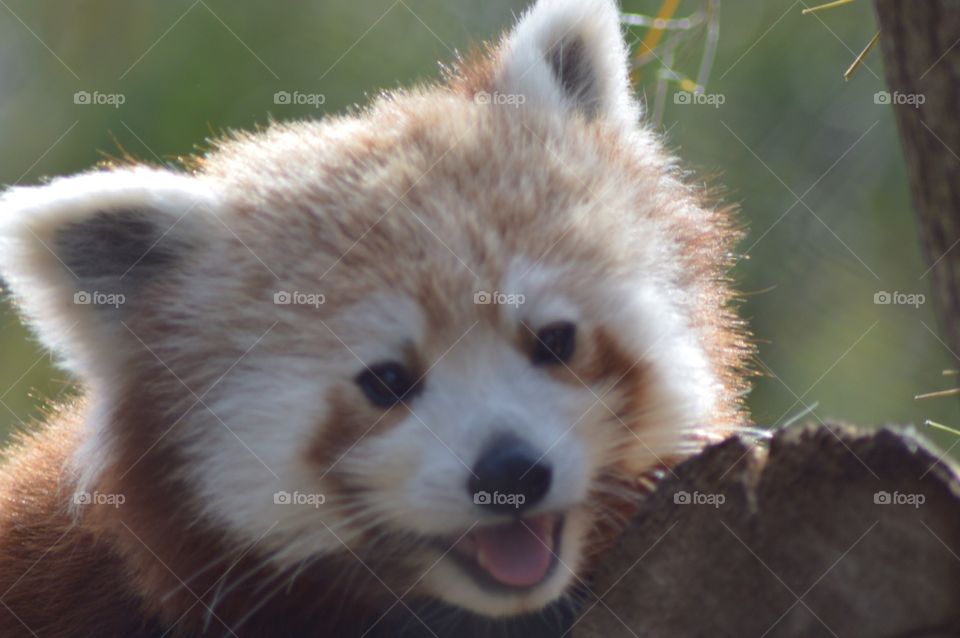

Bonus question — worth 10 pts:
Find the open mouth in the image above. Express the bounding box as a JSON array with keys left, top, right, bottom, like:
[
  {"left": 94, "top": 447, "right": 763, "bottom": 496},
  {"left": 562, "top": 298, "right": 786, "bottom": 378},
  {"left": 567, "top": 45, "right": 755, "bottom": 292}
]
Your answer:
[{"left": 446, "top": 513, "right": 564, "bottom": 591}]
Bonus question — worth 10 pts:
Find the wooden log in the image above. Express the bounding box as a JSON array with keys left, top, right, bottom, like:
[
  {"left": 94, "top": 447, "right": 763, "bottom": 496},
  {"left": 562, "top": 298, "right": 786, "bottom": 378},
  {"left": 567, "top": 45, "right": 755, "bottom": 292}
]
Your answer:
[{"left": 575, "top": 425, "right": 960, "bottom": 637}]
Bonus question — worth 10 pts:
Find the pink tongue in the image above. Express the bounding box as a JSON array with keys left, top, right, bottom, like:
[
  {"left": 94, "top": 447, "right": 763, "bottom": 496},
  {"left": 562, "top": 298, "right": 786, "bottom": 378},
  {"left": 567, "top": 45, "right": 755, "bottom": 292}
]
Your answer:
[{"left": 473, "top": 515, "right": 555, "bottom": 588}]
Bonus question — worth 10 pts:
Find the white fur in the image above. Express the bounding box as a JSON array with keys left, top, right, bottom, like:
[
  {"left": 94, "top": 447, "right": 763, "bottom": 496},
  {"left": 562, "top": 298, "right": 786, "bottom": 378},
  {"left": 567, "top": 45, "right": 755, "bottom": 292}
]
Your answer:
[
  {"left": 0, "top": 169, "right": 223, "bottom": 507},
  {"left": 180, "top": 293, "right": 430, "bottom": 560},
  {"left": 0, "top": 168, "right": 220, "bottom": 382}
]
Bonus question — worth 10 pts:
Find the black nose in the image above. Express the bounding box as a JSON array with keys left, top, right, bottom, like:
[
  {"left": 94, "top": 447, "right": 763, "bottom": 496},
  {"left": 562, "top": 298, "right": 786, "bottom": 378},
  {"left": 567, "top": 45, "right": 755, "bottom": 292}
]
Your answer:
[{"left": 468, "top": 438, "right": 552, "bottom": 513}]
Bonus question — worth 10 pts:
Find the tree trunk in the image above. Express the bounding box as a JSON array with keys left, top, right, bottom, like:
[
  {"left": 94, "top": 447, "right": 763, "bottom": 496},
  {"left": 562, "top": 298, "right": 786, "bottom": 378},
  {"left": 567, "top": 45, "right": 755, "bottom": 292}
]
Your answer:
[{"left": 875, "top": 0, "right": 960, "bottom": 354}]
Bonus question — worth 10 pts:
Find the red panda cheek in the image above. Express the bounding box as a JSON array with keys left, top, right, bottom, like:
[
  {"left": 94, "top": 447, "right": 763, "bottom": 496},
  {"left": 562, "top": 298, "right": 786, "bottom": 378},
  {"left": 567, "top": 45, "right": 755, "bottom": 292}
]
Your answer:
[
  {"left": 583, "top": 328, "right": 642, "bottom": 383},
  {"left": 581, "top": 328, "right": 654, "bottom": 433},
  {"left": 306, "top": 388, "right": 410, "bottom": 479}
]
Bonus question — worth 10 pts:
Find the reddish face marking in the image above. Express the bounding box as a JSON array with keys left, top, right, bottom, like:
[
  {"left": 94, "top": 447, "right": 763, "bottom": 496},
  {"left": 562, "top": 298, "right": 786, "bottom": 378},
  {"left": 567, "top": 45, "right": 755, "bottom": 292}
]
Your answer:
[{"left": 308, "top": 389, "right": 411, "bottom": 475}]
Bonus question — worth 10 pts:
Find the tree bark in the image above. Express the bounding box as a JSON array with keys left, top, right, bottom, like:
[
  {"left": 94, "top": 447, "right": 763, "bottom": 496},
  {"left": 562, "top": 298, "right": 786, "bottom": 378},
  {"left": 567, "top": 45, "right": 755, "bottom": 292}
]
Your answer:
[
  {"left": 574, "top": 425, "right": 960, "bottom": 637},
  {"left": 875, "top": 0, "right": 960, "bottom": 354}
]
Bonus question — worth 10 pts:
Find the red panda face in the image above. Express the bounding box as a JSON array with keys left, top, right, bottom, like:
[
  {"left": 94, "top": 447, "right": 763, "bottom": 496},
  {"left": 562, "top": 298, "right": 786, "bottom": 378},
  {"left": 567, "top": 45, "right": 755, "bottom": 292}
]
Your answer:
[
  {"left": 0, "top": 0, "right": 745, "bottom": 625},
  {"left": 167, "top": 252, "right": 721, "bottom": 618},
  {"left": 294, "top": 275, "right": 710, "bottom": 616}
]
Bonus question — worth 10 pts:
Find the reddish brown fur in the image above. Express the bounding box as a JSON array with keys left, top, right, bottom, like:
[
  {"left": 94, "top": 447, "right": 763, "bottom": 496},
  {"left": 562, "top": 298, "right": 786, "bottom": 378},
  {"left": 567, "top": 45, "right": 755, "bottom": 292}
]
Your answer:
[
  {"left": 0, "top": 408, "right": 159, "bottom": 637},
  {"left": 0, "top": 398, "right": 427, "bottom": 636}
]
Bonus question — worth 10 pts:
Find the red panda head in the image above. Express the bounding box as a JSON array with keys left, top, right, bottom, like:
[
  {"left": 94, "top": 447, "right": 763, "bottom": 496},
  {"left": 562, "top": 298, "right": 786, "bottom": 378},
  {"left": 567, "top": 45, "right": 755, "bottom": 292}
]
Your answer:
[{"left": 0, "top": 0, "right": 746, "bottom": 625}]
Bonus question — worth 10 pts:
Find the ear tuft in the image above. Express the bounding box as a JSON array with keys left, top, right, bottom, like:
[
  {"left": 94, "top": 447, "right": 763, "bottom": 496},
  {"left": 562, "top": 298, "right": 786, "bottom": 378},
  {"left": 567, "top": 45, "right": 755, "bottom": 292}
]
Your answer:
[
  {"left": 494, "top": 0, "right": 638, "bottom": 126},
  {"left": 55, "top": 209, "right": 189, "bottom": 285},
  {"left": 547, "top": 35, "right": 598, "bottom": 114}
]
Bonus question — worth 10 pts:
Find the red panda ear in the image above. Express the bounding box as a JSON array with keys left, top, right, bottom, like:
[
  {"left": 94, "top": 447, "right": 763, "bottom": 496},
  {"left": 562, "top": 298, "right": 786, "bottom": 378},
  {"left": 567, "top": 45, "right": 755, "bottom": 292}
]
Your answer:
[
  {"left": 0, "top": 168, "right": 218, "bottom": 380},
  {"left": 491, "top": 0, "right": 639, "bottom": 126}
]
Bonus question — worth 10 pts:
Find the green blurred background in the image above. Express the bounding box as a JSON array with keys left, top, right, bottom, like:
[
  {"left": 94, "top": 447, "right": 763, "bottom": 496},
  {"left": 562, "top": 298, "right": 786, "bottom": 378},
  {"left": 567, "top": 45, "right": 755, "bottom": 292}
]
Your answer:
[{"left": 0, "top": 0, "right": 957, "bottom": 454}]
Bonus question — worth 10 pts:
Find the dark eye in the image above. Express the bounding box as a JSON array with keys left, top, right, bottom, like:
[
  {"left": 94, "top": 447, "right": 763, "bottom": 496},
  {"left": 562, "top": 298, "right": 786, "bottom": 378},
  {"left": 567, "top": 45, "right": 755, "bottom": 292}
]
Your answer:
[
  {"left": 531, "top": 321, "right": 577, "bottom": 365},
  {"left": 355, "top": 361, "right": 419, "bottom": 408}
]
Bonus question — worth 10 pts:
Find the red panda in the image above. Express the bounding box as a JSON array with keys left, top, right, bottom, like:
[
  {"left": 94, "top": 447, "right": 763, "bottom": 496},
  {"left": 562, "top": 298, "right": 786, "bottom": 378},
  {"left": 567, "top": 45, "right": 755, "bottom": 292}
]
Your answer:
[{"left": 0, "top": 0, "right": 749, "bottom": 635}]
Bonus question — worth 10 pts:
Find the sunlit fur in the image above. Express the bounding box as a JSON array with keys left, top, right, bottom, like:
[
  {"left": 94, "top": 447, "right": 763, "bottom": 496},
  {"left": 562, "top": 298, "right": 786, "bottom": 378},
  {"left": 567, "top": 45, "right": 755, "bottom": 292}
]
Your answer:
[{"left": 0, "top": 0, "right": 750, "bottom": 633}]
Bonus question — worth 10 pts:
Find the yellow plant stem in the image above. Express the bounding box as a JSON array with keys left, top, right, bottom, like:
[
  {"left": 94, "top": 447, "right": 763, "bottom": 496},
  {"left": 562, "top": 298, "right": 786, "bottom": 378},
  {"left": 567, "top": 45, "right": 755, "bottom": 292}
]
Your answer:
[
  {"left": 639, "top": 0, "right": 681, "bottom": 56},
  {"left": 926, "top": 420, "right": 960, "bottom": 438},
  {"left": 844, "top": 31, "right": 880, "bottom": 81},
  {"left": 915, "top": 388, "right": 960, "bottom": 400},
  {"left": 802, "top": 0, "right": 857, "bottom": 15}
]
